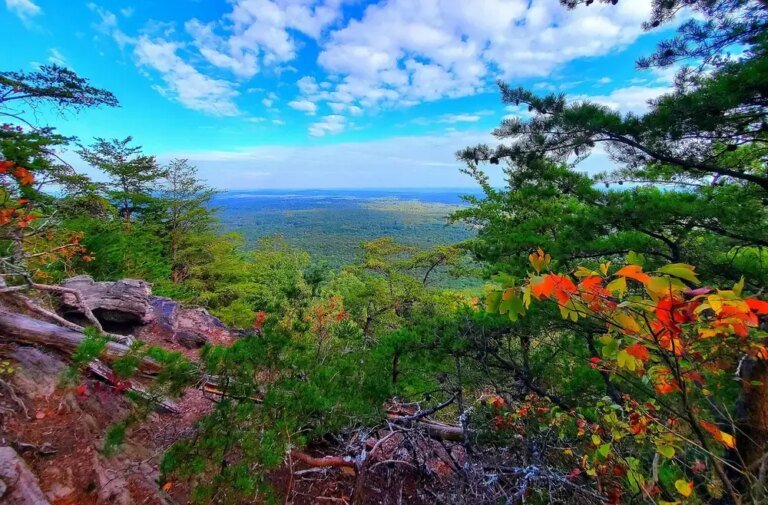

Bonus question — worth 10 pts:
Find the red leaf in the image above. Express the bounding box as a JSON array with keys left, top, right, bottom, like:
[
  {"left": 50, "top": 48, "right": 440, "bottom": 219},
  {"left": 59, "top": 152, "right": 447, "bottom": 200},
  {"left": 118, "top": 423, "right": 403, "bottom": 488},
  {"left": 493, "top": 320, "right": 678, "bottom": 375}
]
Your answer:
[
  {"left": 626, "top": 343, "right": 650, "bottom": 362},
  {"left": 746, "top": 298, "right": 768, "bottom": 314}
]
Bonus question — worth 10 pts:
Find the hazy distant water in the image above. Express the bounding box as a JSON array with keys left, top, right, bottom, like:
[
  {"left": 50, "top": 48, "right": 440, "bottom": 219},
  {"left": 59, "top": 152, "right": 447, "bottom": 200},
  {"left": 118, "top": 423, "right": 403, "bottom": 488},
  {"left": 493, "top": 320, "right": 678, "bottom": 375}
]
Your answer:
[{"left": 213, "top": 188, "right": 481, "bottom": 268}]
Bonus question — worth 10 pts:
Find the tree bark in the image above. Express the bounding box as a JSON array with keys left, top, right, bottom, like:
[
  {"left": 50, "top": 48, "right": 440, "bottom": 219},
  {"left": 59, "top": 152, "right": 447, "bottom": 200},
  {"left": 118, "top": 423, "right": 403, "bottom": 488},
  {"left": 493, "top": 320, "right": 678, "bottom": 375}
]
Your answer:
[
  {"left": 737, "top": 356, "right": 768, "bottom": 472},
  {"left": 0, "top": 310, "right": 161, "bottom": 374}
]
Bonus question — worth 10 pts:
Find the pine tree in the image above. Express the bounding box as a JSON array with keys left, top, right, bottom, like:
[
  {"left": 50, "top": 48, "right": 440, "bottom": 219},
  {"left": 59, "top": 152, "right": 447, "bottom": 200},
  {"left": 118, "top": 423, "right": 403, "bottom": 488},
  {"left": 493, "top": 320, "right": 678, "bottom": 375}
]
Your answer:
[
  {"left": 160, "top": 158, "right": 217, "bottom": 283},
  {"left": 78, "top": 137, "right": 167, "bottom": 224}
]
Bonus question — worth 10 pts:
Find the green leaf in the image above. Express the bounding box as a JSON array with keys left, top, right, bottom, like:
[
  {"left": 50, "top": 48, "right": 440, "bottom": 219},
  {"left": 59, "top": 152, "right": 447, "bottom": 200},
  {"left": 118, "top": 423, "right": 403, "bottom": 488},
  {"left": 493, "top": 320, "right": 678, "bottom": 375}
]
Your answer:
[
  {"left": 658, "top": 445, "right": 675, "bottom": 459},
  {"left": 659, "top": 263, "right": 700, "bottom": 284},
  {"left": 486, "top": 291, "right": 502, "bottom": 313},
  {"left": 601, "top": 337, "right": 619, "bottom": 359},
  {"left": 733, "top": 276, "right": 745, "bottom": 297},
  {"left": 605, "top": 276, "right": 627, "bottom": 296},
  {"left": 627, "top": 251, "right": 644, "bottom": 266},
  {"left": 617, "top": 349, "right": 637, "bottom": 371}
]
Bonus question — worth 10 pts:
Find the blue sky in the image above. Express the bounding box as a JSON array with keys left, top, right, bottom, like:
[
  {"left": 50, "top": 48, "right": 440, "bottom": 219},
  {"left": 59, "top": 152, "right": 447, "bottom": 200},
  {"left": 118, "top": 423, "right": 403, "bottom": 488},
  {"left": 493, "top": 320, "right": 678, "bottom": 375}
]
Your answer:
[{"left": 2, "top": 0, "right": 679, "bottom": 189}]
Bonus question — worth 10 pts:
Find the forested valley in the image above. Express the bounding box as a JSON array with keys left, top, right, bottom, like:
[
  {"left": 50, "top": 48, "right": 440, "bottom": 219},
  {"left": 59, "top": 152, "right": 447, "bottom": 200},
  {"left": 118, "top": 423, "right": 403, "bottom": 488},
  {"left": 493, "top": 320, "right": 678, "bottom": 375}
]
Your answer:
[{"left": 0, "top": 1, "right": 767, "bottom": 504}]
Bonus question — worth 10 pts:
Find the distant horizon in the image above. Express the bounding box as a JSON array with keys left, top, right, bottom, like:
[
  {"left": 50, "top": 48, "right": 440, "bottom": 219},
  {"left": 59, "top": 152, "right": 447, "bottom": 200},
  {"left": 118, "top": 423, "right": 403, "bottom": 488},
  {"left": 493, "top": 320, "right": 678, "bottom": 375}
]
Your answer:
[{"left": 215, "top": 187, "right": 484, "bottom": 192}]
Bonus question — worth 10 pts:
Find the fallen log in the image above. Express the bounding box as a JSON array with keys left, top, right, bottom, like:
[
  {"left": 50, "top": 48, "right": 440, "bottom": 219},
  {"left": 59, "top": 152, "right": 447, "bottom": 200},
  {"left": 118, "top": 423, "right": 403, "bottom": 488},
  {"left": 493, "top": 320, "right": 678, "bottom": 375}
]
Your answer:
[
  {"left": 0, "top": 310, "right": 234, "bottom": 409},
  {"left": 0, "top": 310, "right": 161, "bottom": 374},
  {"left": 87, "top": 359, "right": 180, "bottom": 414}
]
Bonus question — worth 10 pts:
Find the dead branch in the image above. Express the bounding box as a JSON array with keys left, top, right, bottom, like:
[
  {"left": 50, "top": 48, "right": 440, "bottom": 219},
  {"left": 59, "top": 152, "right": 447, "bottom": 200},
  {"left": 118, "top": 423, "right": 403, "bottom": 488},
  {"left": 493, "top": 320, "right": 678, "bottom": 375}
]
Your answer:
[
  {"left": 86, "top": 358, "right": 180, "bottom": 414},
  {"left": 291, "top": 450, "right": 355, "bottom": 469}
]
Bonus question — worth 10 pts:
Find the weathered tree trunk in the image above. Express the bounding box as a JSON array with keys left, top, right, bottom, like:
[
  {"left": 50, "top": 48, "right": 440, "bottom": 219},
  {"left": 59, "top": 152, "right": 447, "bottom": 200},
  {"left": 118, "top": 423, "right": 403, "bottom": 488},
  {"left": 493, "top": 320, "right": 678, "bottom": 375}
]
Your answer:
[
  {"left": 737, "top": 357, "right": 768, "bottom": 472},
  {"left": 0, "top": 310, "right": 161, "bottom": 374}
]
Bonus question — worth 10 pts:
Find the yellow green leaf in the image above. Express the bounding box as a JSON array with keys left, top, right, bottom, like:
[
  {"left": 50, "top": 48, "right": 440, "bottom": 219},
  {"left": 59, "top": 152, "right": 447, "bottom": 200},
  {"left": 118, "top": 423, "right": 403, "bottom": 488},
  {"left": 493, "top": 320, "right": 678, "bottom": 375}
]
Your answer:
[
  {"left": 605, "top": 276, "right": 627, "bottom": 296},
  {"left": 733, "top": 276, "right": 745, "bottom": 297},
  {"left": 658, "top": 445, "right": 675, "bottom": 459},
  {"left": 659, "top": 263, "right": 700, "bottom": 284},
  {"left": 675, "top": 480, "right": 693, "bottom": 498},
  {"left": 645, "top": 276, "right": 686, "bottom": 298},
  {"left": 617, "top": 349, "right": 637, "bottom": 371}
]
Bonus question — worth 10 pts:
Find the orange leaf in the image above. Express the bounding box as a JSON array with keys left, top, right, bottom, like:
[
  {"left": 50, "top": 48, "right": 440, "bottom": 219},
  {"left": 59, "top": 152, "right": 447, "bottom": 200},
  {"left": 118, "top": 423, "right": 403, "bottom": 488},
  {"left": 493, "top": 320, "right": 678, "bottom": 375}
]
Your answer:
[
  {"left": 13, "top": 167, "right": 34, "bottom": 186},
  {"left": 161, "top": 482, "right": 173, "bottom": 492},
  {"left": 626, "top": 343, "right": 649, "bottom": 362},
  {"left": 615, "top": 265, "right": 651, "bottom": 284},
  {"left": 528, "top": 247, "right": 550, "bottom": 273},
  {"left": 531, "top": 275, "right": 556, "bottom": 299},
  {"left": 699, "top": 421, "right": 736, "bottom": 449}
]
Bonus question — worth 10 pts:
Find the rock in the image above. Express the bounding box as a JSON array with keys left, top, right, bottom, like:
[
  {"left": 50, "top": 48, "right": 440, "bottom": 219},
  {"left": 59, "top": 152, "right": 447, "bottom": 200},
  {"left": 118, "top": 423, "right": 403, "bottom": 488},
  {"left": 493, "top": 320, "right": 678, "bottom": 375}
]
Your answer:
[
  {"left": 174, "top": 330, "right": 208, "bottom": 349},
  {"left": 0, "top": 446, "right": 50, "bottom": 504},
  {"left": 9, "top": 346, "right": 63, "bottom": 400},
  {"left": 60, "top": 276, "right": 153, "bottom": 325},
  {"left": 138, "top": 297, "right": 234, "bottom": 349},
  {"left": 91, "top": 453, "right": 133, "bottom": 505},
  {"left": 44, "top": 483, "right": 74, "bottom": 503},
  {"left": 175, "top": 305, "right": 232, "bottom": 348},
  {"left": 148, "top": 297, "right": 179, "bottom": 340}
]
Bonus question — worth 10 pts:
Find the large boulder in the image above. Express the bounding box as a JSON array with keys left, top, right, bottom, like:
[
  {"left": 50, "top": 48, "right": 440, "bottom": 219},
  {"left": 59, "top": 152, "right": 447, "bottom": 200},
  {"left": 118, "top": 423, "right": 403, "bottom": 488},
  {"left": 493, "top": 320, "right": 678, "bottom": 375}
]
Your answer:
[
  {"left": 139, "top": 297, "right": 234, "bottom": 349},
  {"left": 0, "top": 447, "right": 50, "bottom": 505},
  {"left": 60, "top": 275, "right": 153, "bottom": 325}
]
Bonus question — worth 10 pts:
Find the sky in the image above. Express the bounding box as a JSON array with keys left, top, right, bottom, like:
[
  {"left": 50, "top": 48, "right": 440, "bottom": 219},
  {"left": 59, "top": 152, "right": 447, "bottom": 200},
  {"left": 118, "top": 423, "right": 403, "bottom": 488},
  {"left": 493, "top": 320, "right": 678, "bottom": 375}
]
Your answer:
[{"left": 2, "top": 0, "right": 680, "bottom": 189}]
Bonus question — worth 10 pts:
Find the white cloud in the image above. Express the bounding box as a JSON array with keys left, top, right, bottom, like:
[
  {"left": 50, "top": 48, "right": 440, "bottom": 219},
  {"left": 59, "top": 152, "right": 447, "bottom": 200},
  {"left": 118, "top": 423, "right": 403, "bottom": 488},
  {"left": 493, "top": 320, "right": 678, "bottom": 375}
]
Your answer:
[
  {"left": 576, "top": 84, "right": 672, "bottom": 114},
  {"left": 597, "top": 77, "right": 612, "bottom": 85},
  {"left": 311, "top": 0, "right": 654, "bottom": 112},
  {"left": 439, "top": 113, "right": 481, "bottom": 124},
  {"left": 121, "top": 7, "right": 134, "bottom": 17},
  {"left": 272, "top": 119, "right": 286, "bottom": 125},
  {"left": 5, "top": 0, "right": 40, "bottom": 23},
  {"left": 308, "top": 114, "right": 346, "bottom": 136},
  {"left": 185, "top": 19, "right": 259, "bottom": 78},
  {"left": 262, "top": 91, "right": 279, "bottom": 108},
  {"left": 48, "top": 48, "right": 67, "bottom": 66},
  {"left": 184, "top": 0, "right": 345, "bottom": 79},
  {"left": 88, "top": 3, "right": 134, "bottom": 48},
  {"left": 288, "top": 99, "right": 318, "bottom": 115},
  {"left": 134, "top": 36, "right": 240, "bottom": 116}
]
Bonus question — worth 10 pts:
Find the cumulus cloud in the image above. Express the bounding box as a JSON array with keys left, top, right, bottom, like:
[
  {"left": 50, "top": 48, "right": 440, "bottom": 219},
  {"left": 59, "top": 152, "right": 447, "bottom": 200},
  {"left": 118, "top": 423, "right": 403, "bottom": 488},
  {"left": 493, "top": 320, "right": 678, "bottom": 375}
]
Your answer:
[
  {"left": 134, "top": 36, "right": 240, "bottom": 116},
  {"left": 5, "top": 0, "right": 41, "bottom": 23},
  {"left": 262, "top": 92, "right": 279, "bottom": 108},
  {"left": 308, "top": 114, "right": 347, "bottom": 136},
  {"left": 288, "top": 99, "right": 318, "bottom": 115},
  {"left": 309, "top": 0, "right": 653, "bottom": 112},
  {"left": 184, "top": 0, "right": 346, "bottom": 79},
  {"left": 86, "top": 0, "right": 666, "bottom": 133}
]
